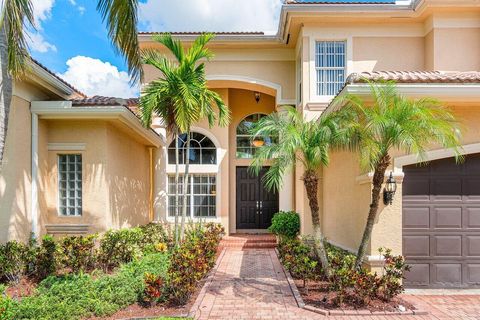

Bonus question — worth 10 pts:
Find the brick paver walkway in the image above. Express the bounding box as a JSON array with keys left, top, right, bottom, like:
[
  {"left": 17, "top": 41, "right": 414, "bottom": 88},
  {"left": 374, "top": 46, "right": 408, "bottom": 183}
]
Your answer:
[{"left": 190, "top": 248, "right": 480, "bottom": 320}]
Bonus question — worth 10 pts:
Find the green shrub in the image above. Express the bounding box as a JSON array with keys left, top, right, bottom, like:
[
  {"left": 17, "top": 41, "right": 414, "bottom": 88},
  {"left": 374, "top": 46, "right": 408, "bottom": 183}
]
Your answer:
[
  {"left": 268, "top": 211, "right": 300, "bottom": 239},
  {"left": 0, "top": 241, "right": 28, "bottom": 283},
  {"left": 277, "top": 238, "right": 320, "bottom": 289},
  {"left": 0, "top": 286, "right": 17, "bottom": 320},
  {"left": 141, "top": 273, "right": 165, "bottom": 306},
  {"left": 98, "top": 228, "right": 143, "bottom": 270},
  {"left": 376, "top": 247, "right": 410, "bottom": 301},
  {"left": 168, "top": 223, "right": 224, "bottom": 304},
  {"left": 138, "top": 223, "right": 169, "bottom": 253},
  {"left": 58, "top": 234, "right": 97, "bottom": 273},
  {"left": 35, "top": 235, "right": 58, "bottom": 280},
  {"left": 13, "top": 253, "right": 170, "bottom": 320}
]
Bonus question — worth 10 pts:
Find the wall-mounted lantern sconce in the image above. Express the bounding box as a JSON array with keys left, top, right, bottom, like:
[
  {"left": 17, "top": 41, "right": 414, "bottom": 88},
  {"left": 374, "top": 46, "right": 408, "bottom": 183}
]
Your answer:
[
  {"left": 383, "top": 172, "right": 397, "bottom": 205},
  {"left": 254, "top": 91, "right": 261, "bottom": 103}
]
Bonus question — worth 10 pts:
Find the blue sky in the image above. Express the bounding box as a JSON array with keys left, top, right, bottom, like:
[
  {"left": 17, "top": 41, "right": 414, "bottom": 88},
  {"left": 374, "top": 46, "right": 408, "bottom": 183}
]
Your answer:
[{"left": 29, "top": 0, "right": 399, "bottom": 98}]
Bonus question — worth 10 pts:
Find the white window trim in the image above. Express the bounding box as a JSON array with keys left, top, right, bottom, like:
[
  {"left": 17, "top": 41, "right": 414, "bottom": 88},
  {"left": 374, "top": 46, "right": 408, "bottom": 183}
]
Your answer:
[
  {"left": 165, "top": 127, "right": 222, "bottom": 222},
  {"left": 310, "top": 35, "right": 353, "bottom": 103},
  {"left": 166, "top": 173, "right": 219, "bottom": 221},
  {"left": 57, "top": 153, "right": 83, "bottom": 217}
]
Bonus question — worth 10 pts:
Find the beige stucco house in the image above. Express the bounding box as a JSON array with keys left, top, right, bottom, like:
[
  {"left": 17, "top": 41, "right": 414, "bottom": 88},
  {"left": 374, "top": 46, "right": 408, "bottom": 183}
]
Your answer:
[{"left": 1, "top": 0, "right": 480, "bottom": 289}]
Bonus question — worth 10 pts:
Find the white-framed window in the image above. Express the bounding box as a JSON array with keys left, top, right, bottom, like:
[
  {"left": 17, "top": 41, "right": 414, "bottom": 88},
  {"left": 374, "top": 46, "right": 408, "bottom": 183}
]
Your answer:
[
  {"left": 315, "top": 41, "right": 346, "bottom": 96},
  {"left": 167, "top": 132, "right": 216, "bottom": 165},
  {"left": 58, "top": 154, "right": 82, "bottom": 216},
  {"left": 167, "top": 174, "right": 216, "bottom": 218}
]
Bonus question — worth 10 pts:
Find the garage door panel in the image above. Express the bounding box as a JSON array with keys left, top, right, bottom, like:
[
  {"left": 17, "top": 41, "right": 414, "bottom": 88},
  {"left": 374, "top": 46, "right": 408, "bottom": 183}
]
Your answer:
[
  {"left": 466, "top": 264, "right": 480, "bottom": 284},
  {"left": 403, "top": 178, "right": 430, "bottom": 200},
  {"left": 404, "top": 235, "right": 430, "bottom": 257},
  {"left": 403, "top": 207, "right": 430, "bottom": 228},
  {"left": 466, "top": 208, "right": 480, "bottom": 228},
  {"left": 434, "top": 236, "right": 462, "bottom": 257},
  {"left": 465, "top": 154, "right": 480, "bottom": 171},
  {"left": 434, "top": 207, "right": 463, "bottom": 229},
  {"left": 466, "top": 236, "right": 480, "bottom": 256},
  {"left": 433, "top": 264, "right": 463, "bottom": 286},
  {"left": 403, "top": 154, "right": 480, "bottom": 288},
  {"left": 431, "top": 178, "right": 462, "bottom": 201},
  {"left": 404, "top": 263, "right": 430, "bottom": 287},
  {"left": 463, "top": 178, "right": 480, "bottom": 200}
]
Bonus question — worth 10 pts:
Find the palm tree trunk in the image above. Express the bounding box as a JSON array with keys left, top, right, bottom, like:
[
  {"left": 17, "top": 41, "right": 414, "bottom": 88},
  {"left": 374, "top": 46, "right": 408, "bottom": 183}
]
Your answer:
[
  {"left": 303, "top": 169, "right": 331, "bottom": 277},
  {"left": 355, "top": 154, "right": 391, "bottom": 269},
  {"left": 0, "top": 26, "right": 13, "bottom": 167},
  {"left": 180, "top": 131, "right": 191, "bottom": 240},
  {"left": 174, "top": 131, "right": 180, "bottom": 246}
]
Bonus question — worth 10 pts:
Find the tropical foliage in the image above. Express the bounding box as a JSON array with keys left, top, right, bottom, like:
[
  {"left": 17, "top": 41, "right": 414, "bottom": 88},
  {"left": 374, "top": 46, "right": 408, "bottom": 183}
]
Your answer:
[
  {"left": 139, "top": 33, "right": 230, "bottom": 243},
  {"left": 250, "top": 106, "right": 341, "bottom": 276},
  {"left": 0, "top": 222, "right": 223, "bottom": 320},
  {"left": 332, "top": 80, "right": 462, "bottom": 268}
]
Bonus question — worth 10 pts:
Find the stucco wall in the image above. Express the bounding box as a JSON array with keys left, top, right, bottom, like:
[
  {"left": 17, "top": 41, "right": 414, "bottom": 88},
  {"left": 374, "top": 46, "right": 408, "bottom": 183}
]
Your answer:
[
  {"left": 353, "top": 37, "right": 425, "bottom": 71},
  {"left": 429, "top": 28, "right": 480, "bottom": 71},
  {"left": 322, "top": 151, "right": 372, "bottom": 252},
  {"left": 106, "top": 123, "right": 150, "bottom": 229},
  {"left": 0, "top": 97, "right": 32, "bottom": 243},
  {"left": 41, "top": 120, "right": 109, "bottom": 235}
]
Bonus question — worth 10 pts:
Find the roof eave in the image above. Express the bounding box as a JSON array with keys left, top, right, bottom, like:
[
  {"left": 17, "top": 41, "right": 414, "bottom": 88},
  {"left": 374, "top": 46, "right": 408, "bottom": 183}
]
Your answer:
[
  {"left": 326, "top": 83, "right": 480, "bottom": 114},
  {"left": 31, "top": 101, "right": 165, "bottom": 147}
]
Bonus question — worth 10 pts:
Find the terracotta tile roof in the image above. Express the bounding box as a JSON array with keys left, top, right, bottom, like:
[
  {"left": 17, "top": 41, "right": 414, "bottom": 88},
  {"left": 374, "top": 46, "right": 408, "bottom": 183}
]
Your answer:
[
  {"left": 71, "top": 95, "right": 139, "bottom": 115},
  {"left": 347, "top": 71, "right": 480, "bottom": 84},
  {"left": 138, "top": 31, "right": 264, "bottom": 35},
  {"left": 31, "top": 58, "right": 86, "bottom": 97}
]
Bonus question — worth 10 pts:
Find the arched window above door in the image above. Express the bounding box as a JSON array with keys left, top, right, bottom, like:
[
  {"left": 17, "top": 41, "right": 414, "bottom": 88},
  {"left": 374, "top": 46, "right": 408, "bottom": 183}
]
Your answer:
[
  {"left": 167, "top": 132, "right": 217, "bottom": 165},
  {"left": 236, "top": 113, "right": 273, "bottom": 159}
]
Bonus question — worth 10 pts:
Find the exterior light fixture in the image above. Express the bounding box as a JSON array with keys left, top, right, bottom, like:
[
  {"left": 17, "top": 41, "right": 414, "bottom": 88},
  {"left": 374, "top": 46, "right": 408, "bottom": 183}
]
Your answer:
[
  {"left": 254, "top": 91, "right": 261, "bottom": 103},
  {"left": 383, "top": 172, "right": 397, "bottom": 205}
]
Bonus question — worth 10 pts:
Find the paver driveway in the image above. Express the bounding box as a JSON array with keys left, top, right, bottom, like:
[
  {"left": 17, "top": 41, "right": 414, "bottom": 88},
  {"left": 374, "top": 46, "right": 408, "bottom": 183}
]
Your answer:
[{"left": 190, "top": 248, "right": 480, "bottom": 320}]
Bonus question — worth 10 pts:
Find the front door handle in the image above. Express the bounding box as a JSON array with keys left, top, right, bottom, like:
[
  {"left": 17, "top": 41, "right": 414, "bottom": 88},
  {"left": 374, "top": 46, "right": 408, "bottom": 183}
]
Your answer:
[{"left": 259, "top": 201, "right": 263, "bottom": 214}]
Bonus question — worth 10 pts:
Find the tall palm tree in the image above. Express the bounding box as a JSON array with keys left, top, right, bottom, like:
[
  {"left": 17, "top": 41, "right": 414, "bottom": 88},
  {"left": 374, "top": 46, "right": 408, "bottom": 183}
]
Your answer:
[
  {"left": 250, "top": 106, "right": 339, "bottom": 277},
  {"left": 0, "top": 0, "right": 35, "bottom": 166},
  {"left": 0, "top": 0, "right": 142, "bottom": 167},
  {"left": 332, "top": 81, "right": 462, "bottom": 269},
  {"left": 140, "top": 33, "right": 230, "bottom": 242}
]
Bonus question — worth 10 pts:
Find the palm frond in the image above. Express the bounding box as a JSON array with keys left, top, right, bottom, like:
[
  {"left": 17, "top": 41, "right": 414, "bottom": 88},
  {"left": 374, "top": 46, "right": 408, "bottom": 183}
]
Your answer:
[
  {"left": 330, "top": 81, "right": 463, "bottom": 171},
  {"left": 97, "top": 0, "right": 142, "bottom": 83},
  {"left": 2, "top": 0, "right": 34, "bottom": 77}
]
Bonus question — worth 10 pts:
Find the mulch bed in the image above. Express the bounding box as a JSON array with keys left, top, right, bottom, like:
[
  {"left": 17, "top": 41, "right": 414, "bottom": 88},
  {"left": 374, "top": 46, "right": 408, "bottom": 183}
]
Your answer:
[
  {"left": 294, "top": 279, "right": 415, "bottom": 313},
  {"left": 5, "top": 277, "right": 38, "bottom": 299}
]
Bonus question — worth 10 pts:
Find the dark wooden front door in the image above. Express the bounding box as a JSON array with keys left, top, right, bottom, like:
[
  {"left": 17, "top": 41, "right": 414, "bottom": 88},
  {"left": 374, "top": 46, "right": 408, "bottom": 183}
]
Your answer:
[{"left": 236, "top": 167, "right": 279, "bottom": 229}]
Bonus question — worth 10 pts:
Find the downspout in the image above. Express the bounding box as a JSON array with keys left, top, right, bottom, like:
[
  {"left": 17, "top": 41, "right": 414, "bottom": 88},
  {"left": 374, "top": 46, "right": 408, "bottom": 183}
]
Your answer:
[
  {"left": 148, "top": 147, "right": 154, "bottom": 221},
  {"left": 31, "top": 112, "right": 39, "bottom": 238}
]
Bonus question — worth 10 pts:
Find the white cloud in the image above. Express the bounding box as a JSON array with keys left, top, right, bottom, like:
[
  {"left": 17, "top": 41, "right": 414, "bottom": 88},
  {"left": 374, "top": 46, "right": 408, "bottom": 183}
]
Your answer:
[
  {"left": 139, "top": 0, "right": 283, "bottom": 34},
  {"left": 58, "top": 56, "right": 139, "bottom": 98},
  {"left": 28, "top": 0, "right": 56, "bottom": 53},
  {"left": 27, "top": 31, "right": 57, "bottom": 53},
  {"left": 78, "top": 6, "right": 85, "bottom": 15},
  {"left": 31, "top": 0, "right": 55, "bottom": 26}
]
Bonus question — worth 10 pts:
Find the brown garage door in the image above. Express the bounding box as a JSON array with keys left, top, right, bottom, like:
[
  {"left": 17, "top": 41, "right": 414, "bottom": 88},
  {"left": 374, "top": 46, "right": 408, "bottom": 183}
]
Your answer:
[{"left": 403, "top": 154, "right": 480, "bottom": 288}]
